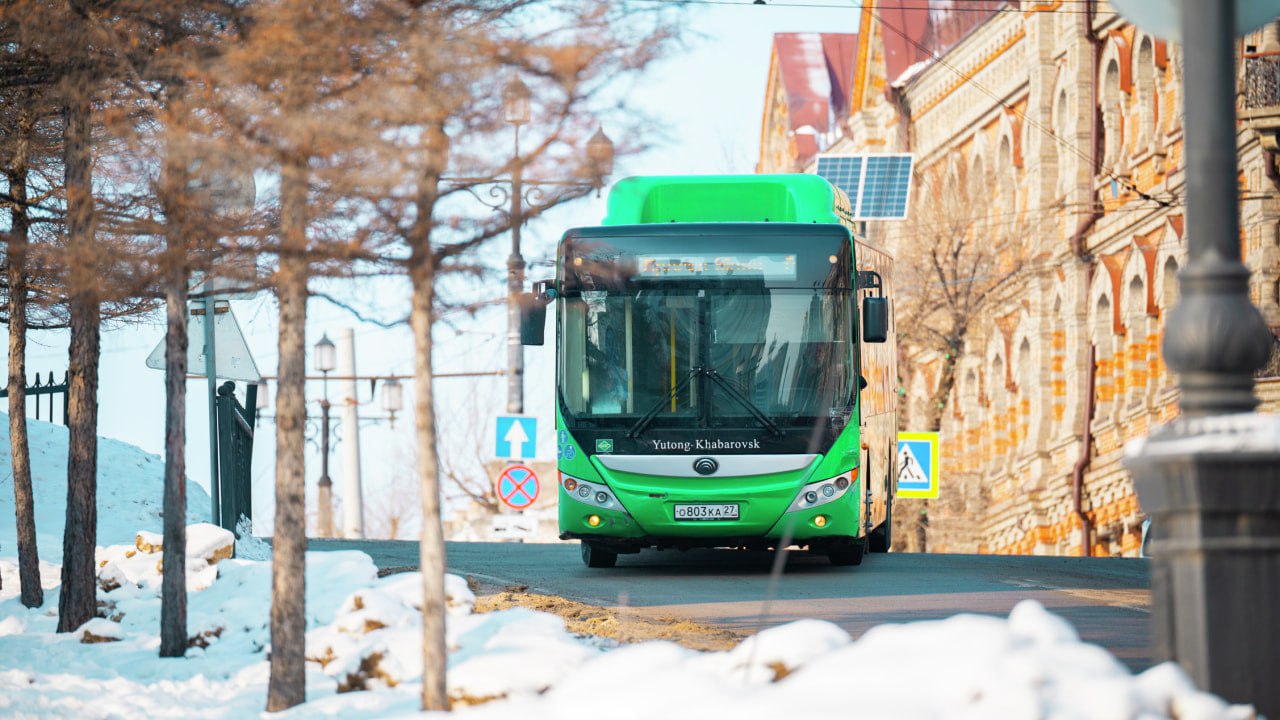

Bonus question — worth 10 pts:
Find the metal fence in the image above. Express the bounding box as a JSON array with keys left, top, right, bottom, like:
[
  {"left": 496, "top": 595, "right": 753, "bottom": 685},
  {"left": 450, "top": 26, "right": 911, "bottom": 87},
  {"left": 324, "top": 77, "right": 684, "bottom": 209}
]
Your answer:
[
  {"left": 214, "top": 381, "right": 258, "bottom": 533},
  {"left": 0, "top": 372, "right": 69, "bottom": 426}
]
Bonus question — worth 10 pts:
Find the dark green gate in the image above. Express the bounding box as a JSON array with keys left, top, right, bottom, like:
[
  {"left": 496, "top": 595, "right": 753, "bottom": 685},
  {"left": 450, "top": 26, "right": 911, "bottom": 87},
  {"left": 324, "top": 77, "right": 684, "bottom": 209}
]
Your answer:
[{"left": 214, "top": 381, "right": 257, "bottom": 533}]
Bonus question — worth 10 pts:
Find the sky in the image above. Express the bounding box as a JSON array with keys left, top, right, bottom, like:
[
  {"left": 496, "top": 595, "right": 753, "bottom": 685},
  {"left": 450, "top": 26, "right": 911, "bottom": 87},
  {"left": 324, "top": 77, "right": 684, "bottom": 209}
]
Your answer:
[{"left": 2, "top": 1, "right": 863, "bottom": 537}]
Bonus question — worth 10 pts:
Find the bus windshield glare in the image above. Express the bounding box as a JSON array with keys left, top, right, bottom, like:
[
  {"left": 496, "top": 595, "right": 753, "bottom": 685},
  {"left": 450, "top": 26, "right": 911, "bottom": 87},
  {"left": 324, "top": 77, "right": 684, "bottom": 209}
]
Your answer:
[{"left": 558, "top": 230, "right": 854, "bottom": 431}]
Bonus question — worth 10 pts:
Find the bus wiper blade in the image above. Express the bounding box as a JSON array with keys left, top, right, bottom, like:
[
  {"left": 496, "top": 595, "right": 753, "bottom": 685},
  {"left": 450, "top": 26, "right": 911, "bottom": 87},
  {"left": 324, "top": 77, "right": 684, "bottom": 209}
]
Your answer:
[
  {"left": 627, "top": 366, "right": 702, "bottom": 439},
  {"left": 704, "top": 368, "right": 784, "bottom": 437}
]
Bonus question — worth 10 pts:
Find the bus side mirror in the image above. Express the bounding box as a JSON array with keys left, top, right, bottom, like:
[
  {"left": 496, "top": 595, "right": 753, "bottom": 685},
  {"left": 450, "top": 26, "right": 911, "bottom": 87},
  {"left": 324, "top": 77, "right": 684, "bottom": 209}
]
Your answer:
[
  {"left": 862, "top": 296, "right": 888, "bottom": 343},
  {"left": 518, "top": 281, "right": 555, "bottom": 346}
]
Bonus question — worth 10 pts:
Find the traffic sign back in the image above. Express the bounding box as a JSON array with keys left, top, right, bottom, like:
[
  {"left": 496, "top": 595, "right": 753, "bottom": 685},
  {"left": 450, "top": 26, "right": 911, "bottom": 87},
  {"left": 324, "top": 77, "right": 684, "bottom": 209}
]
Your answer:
[{"left": 496, "top": 464, "right": 540, "bottom": 510}]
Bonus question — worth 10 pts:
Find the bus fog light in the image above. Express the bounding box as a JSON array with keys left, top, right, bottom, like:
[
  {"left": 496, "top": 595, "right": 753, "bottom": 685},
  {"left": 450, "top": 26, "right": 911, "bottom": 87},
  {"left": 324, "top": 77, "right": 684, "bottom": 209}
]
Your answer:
[
  {"left": 821, "top": 484, "right": 835, "bottom": 498},
  {"left": 587, "top": 515, "right": 602, "bottom": 527},
  {"left": 804, "top": 491, "right": 818, "bottom": 504},
  {"left": 563, "top": 477, "right": 578, "bottom": 492},
  {"left": 835, "top": 476, "right": 849, "bottom": 490},
  {"left": 814, "top": 515, "right": 828, "bottom": 528}
]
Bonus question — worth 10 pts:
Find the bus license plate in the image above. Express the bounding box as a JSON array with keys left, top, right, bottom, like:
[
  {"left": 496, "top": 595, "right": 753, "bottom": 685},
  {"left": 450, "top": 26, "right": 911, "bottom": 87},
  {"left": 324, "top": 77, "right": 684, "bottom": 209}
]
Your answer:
[{"left": 674, "top": 504, "right": 739, "bottom": 521}]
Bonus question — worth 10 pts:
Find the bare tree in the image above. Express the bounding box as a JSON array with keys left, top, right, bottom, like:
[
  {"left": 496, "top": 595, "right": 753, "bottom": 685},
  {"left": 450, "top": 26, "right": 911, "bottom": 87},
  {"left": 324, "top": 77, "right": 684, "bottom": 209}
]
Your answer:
[
  {"left": 355, "top": 3, "right": 679, "bottom": 709},
  {"left": 200, "top": 0, "right": 394, "bottom": 707},
  {"left": 891, "top": 172, "right": 1032, "bottom": 551},
  {"left": 2, "top": 97, "right": 49, "bottom": 608}
]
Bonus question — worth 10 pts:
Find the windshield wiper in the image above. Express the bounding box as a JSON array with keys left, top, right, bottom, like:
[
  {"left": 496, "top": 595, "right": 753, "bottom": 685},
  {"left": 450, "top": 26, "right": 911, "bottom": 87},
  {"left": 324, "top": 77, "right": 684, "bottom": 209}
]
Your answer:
[
  {"left": 704, "top": 368, "right": 784, "bottom": 437},
  {"left": 627, "top": 366, "right": 702, "bottom": 439}
]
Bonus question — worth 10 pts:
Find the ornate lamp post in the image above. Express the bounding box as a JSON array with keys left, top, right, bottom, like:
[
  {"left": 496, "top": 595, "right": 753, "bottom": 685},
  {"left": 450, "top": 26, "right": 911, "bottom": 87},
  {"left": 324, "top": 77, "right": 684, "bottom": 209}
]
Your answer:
[
  {"left": 1113, "top": 2, "right": 1280, "bottom": 715},
  {"left": 451, "top": 74, "right": 614, "bottom": 414},
  {"left": 314, "top": 333, "right": 337, "bottom": 537},
  {"left": 382, "top": 377, "right": 403, "bottom": 427}
]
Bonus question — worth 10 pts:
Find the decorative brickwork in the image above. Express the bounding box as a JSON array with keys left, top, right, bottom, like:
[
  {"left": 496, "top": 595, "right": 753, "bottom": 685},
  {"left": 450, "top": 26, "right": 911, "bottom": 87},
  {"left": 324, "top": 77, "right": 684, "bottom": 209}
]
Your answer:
[{"left": 771, "top": 2, "right": 1280, "bottom": 557}]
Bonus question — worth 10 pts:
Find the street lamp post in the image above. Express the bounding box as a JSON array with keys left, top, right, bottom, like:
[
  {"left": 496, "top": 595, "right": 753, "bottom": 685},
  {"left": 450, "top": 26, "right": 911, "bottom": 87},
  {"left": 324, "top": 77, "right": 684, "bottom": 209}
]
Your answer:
[
  {"left": 1114, "top": 2, "right": 1280, "bottom": 715},
  {"left": 503, "top": 76, "right": 531, "bottom": 414},
  {"left": 314, "top": 333, "right": 336, "bottom": 538},
  {"left": 461, "top": 74, "right": 614, "bottom": 415}
]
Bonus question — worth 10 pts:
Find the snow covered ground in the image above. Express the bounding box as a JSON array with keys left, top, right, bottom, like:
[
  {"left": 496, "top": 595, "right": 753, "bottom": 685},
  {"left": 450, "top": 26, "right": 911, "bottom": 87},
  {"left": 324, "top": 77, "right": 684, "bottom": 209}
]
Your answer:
[
  {"left": 0, "top": 414, "right": 209, "bottom": 563},
  {"left": 0, "top": 538, "right": 1258, "bottom": 720},
  {"left": 0, "top": 417, "right": 1260, "bottom": 719}
]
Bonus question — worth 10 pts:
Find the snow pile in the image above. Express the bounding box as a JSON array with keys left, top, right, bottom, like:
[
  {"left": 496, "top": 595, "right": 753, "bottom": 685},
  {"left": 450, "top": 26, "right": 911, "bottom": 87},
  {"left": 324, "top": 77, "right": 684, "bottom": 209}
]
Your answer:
[
  {"left": 95, "top": 524, "right": 236, "bottom": 595},
  {"left": 0, "top": 528, "right": 1260, "bottom": 719},
  {"left": 0, "top": 414, "right": 210, "bottom": 563}
]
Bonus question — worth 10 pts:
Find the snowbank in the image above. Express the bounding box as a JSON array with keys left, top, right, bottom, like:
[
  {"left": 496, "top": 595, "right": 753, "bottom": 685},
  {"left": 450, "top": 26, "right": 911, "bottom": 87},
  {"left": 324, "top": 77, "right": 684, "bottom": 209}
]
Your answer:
[
  {"left": 0, "top": 413, "right": 210, "bottom": 563},
  {"left": 0, "top": 530, "right": 1259, "bottom": 720}
]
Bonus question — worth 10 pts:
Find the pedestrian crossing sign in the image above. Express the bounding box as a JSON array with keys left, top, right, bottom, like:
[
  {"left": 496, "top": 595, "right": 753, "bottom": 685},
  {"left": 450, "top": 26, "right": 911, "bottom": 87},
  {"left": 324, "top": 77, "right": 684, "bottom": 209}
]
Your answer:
[{"left": 896, "top": 432, "right": 939, "bottom": 499}]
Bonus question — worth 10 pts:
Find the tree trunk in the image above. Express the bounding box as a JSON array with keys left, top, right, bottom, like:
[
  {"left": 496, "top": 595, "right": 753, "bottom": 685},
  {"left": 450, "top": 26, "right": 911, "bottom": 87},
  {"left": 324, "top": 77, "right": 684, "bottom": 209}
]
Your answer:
[
  {"left": 910, "top": 335, "right": 963, "bottom": 555},
  {"left": 922, "top": 336, "right": 962, "bottom": 433},
  {"left": 57, "top": 81, "right": 101, "bottom": 634},
  {"left": 412, "top": 252, "right": 447, "bottom": 711},
  {"left": 413, "top": 119, "right": 448, "bottom": 712},
  {"left": 159, "top": 162, "right": 189, "bottom": 657},
  {"left": 267, "top": 158, "right": 308, "bottom": 712},
  {"left": 7, "top": 144, "right": 43, "bottom": 608}
]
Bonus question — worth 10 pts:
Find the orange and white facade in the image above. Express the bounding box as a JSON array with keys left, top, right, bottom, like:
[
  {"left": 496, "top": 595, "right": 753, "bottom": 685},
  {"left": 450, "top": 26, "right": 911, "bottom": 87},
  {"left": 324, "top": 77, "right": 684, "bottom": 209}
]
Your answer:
[{"left": 761, "top": 1, "right": 1280, "bottom": 557}]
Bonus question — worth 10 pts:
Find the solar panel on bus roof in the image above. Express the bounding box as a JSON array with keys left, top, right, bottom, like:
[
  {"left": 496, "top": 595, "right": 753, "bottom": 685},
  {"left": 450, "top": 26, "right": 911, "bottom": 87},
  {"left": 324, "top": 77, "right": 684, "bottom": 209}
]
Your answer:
[{"left": 815, "top": 154, "right": 914, "bottom": 220}]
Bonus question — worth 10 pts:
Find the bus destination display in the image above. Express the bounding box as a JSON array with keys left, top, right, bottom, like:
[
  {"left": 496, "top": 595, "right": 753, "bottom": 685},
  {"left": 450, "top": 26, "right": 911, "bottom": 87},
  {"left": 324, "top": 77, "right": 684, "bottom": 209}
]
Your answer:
[{"left": 634, "top": 252, "right": 797, "bottom": 280}]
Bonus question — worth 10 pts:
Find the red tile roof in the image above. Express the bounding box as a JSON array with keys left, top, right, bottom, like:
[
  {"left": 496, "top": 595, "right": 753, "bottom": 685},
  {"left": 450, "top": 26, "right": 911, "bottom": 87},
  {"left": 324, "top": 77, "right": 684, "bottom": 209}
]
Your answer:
[
  {"left": 875, "top": 0, "right": 1015, "bottom": 86},
  {"left": 773, "top": 32, "right": 858, "bottom": 137}
]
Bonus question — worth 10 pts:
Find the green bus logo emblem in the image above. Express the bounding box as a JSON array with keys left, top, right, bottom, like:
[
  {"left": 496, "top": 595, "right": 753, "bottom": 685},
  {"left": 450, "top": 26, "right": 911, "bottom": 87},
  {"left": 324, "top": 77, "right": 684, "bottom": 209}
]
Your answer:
[{"left": 596, "top": 438, "right": 615, "bottom": 453}]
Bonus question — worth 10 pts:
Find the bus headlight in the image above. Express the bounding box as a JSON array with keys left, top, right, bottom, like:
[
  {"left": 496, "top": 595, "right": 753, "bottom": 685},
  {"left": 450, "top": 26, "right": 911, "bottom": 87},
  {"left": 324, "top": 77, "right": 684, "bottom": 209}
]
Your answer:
[
  {"left": 562, "top": 474, "right": 626, "bottom": 514},
  {"left": 786, "top": 471, "right": 857, "bottom": 513}
]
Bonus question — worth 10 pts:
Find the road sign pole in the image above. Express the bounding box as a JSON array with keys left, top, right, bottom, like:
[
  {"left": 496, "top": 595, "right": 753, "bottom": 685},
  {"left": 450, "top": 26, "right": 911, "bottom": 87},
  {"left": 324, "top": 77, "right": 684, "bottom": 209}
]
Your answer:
[{"left": 204, "top": 297, "right": 220, "bottom": 526}]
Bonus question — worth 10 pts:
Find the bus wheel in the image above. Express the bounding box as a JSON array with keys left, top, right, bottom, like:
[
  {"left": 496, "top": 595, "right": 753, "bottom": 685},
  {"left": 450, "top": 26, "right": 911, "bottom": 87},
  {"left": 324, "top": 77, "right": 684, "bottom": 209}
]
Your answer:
[
  {"left": 581, "top": 541, "right": 618, "bottom": 568},
  {"left": 828, "top": 541, "right": 865, "bottom": 566},
  {"left": 869, "top": 497, "right": 893, "bottom": 553}
]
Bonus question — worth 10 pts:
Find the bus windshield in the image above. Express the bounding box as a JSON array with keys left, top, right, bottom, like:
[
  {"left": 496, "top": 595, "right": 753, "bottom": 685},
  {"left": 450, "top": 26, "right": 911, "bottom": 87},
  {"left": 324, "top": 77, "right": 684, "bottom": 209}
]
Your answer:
[{"left": 558, "top": 227, "right": 854, "bottom": 432}]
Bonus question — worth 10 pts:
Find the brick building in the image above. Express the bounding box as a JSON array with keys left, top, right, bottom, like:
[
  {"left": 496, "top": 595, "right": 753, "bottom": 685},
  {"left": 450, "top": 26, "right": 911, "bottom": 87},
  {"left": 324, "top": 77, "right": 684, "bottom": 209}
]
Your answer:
[{"left": 760, "top": 1, "right": 1280, "bottom": 557}]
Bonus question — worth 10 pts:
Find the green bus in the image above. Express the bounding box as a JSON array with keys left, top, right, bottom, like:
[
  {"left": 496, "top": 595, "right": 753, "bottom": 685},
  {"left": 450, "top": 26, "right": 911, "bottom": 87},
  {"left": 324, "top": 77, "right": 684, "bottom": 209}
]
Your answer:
[{"left": 520, "top": 174, "right": 898, "bottom": 568}]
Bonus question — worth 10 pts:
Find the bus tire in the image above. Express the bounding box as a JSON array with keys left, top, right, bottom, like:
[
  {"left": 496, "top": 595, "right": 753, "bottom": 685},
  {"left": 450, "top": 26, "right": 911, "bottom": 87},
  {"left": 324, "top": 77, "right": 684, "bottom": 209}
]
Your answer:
[
  {"left": 581, "top": 541, "right": 618, "bottom": 568},
  {"left": 828, "top": 541, "right": 865, "bottom": 566},
  {"left": 869, "top": 496, "right": 893, "bottom": 553}
]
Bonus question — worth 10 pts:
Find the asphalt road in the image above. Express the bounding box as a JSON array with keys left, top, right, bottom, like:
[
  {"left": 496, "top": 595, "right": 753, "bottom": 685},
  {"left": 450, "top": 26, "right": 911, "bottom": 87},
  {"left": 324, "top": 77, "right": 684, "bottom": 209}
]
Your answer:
[{"left": 309, "top": 539, "right": 1153, "bottom": 671}]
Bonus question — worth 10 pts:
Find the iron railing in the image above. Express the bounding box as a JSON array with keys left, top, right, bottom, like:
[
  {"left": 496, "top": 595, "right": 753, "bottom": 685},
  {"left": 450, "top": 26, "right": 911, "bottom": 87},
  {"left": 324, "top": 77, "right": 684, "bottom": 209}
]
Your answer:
[{"left": 0, "top": 372, "right": 69, "bottom": 426}]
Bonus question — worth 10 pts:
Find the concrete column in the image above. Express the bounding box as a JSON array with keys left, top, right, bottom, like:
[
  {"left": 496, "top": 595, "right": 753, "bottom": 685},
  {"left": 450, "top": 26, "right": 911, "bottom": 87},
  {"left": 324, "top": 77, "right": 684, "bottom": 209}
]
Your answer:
[{"left": 337, "top": 327, "right": 364, "bottom": 538}]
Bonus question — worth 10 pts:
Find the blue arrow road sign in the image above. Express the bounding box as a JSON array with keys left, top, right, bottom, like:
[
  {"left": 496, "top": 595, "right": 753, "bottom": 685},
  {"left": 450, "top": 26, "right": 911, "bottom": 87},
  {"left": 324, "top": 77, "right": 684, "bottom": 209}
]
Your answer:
[{"left": 495, "top": 415, "right": 537, "bottom": 459}]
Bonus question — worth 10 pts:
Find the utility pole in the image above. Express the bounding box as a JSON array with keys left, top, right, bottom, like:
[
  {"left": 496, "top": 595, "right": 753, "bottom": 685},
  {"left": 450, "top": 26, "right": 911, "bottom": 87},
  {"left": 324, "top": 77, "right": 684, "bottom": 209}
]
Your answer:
[
  {"left": 203, "top": 297, "right": 220, "bottom": 527},
  {"left": 337, "top": 328, "right": 364, "bottom": 538}
]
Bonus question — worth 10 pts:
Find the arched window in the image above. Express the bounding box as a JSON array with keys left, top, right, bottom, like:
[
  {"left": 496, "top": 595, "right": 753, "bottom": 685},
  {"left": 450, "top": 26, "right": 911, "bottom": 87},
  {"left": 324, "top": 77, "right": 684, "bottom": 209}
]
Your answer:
[
  {"left": 1159, "top": 258, "right": 1180, "bottom": 389},
  {"left": 1018, "top": 337, "right": 1034, "bottom": 454},
  {"left": 1102, "top": 59, "right": 1122, "bottom": 168},
  {"left": 1094, "top": 295, "right": 1115, "bottom": 422},
  {"left": 963, "top": 368, "right": 979, "bottom": 473},
  {"left": 1136, "top": 37, "right": 1156, "bottom": 150},
  {"left": 969, "top": 155, "right": 986, "bottom": 214},
  {"left": 992, "top": 353, "right": 1007, "bottom": 459},
  {"left": 1055, "top": 89, "right": 1070, "bottom": 197},
  {"left": 997, "top": 136, "right": 1014, "bottom": 207},
  {"left": 1126, "top": 276, "right": 1149, "bottom": 409}
]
